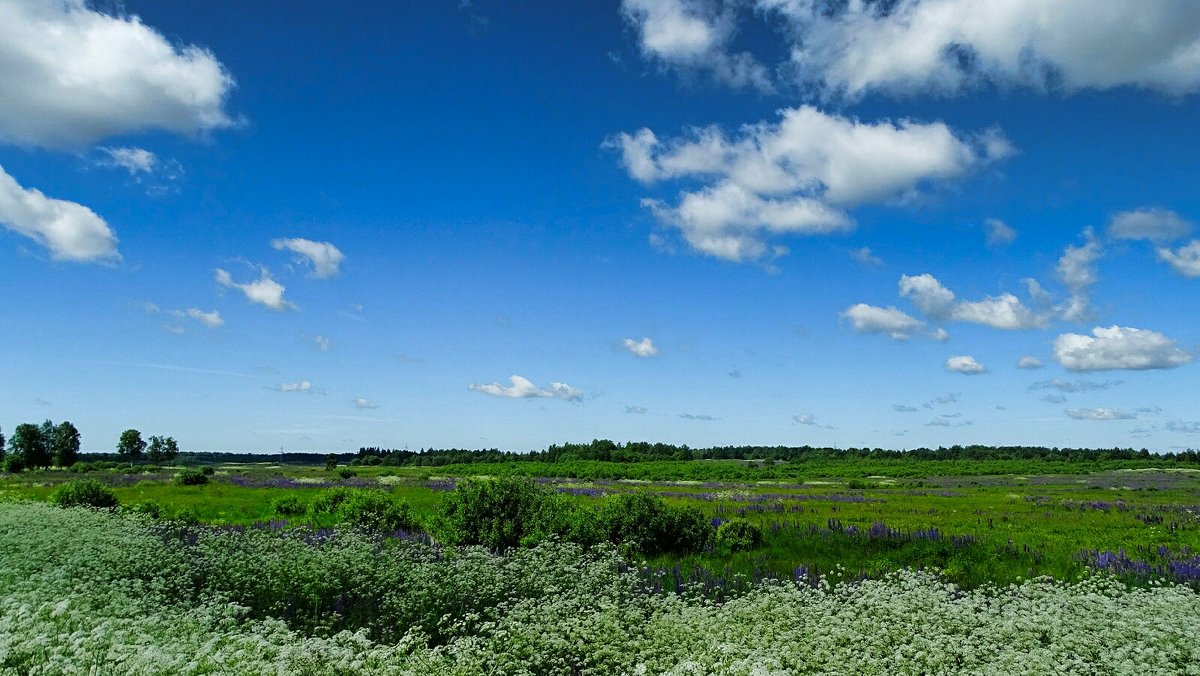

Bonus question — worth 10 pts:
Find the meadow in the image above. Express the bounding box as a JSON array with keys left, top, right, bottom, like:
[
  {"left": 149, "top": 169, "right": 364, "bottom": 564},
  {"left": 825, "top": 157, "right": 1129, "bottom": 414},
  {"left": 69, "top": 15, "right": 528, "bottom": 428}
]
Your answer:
[{"left": 2, "top": 455, "right": 1200, "bottom": 673}]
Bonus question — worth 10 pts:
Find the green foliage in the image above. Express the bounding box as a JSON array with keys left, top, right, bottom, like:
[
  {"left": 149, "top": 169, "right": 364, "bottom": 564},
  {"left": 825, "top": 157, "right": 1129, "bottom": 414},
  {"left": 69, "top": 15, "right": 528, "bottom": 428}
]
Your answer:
[
  {"left": 9, "top": 422, "right": 51, "bottom": 469},
  {"left": 3, "top": 454, "right": 25, "bottom": 474},
  {"left": 146, "top": 435, "right": 180, "bottom": 463},
  {"left": 335, "top": 490, "right": 417, "bottom": 532},
  {"left": 325, "top": 453, "right": 338, "bottom": 471},
  {"left": 436, "top": 476, "right": 552, "bottom": 550},
  {"left": 337, "top": 468, "right": 357, "bottom": 480},
  {"left": 201, "top": 465, "right": 215, "bottom": 475},
  {"left": 311, "top": 487, "right": 354, "bottom": 514},
  {"left": 127, "top": 500, "right": 163, "bottom": 518},
  {"left": 597, "top": 493, "right": 712, "bottom": 555},
  {"left": 172, "top": 468, "right": 209, "bottom": 486},
  {"left": 116, "top": 428, "right": 146, "bottom": 462},
  {"left": 51, "top": 421, "right": 80, "bottom": 467},
  {"left": 715, "top": 518, "right": 764, "bottom": 552},
  {"left": 272, "top": 495, "right": 308, "bottom": 517},
  {"left": 52, "top": 479, "right": 119, "bottom": 509}
]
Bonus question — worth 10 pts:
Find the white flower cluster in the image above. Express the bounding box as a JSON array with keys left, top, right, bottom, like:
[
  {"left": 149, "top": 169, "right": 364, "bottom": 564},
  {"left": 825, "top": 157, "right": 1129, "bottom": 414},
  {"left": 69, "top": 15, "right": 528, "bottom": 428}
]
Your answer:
[{"left": 2, "top": 503, "right": 1198, "bottom": 675}]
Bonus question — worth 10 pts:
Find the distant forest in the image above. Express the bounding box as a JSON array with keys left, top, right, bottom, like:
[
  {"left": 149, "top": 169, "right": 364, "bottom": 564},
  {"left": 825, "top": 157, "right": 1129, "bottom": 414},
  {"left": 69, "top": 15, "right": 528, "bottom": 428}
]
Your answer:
[{"left": 80, "top": 439, "right": 1200, "bottom": 467}]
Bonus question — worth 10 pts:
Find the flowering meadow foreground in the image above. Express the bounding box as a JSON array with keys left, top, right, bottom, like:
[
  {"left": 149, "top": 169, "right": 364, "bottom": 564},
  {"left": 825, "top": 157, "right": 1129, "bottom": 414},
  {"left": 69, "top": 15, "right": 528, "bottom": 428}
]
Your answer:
[{"left": 3, "top": 501, "right": 1200, "bottom": 675}]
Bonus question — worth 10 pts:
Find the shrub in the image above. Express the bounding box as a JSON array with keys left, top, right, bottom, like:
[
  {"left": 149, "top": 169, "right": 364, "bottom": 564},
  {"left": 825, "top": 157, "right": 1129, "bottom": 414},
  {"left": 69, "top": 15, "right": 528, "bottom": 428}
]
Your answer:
[
  {"left": 127, "top": 501, "right": 163, "bottom": 518},
  {"left": 436, "top": 476, "right": 552, "bottom": 550},
  {"left": 311, "top": 487, "right": 355, "bottom": 514},
  {"left": 337, "top": 468, "right": 357, "bottom": 480},
  {"left": 715, "top": 518, "right": 764, "bottom": 552},
  {"left": 272, "top": 495, "right": 308, "bottom": 517},
  {"left": 598, "top": 493, "right": 712, "bottom": 555},
  {"left": 336, "top": 490, "right": 417, "bottom": 532},
  {"left": 173, "top": 469, "right": 209, "bottom": 486},
  {"left": 201, "top": 466, "right": 215, "bottom": 476},
  {"left": 52, "top": 479, "right": 118, "bottom": 509},
  {"left": 3, "top": 455, "right": 25, "bottom": 474}
]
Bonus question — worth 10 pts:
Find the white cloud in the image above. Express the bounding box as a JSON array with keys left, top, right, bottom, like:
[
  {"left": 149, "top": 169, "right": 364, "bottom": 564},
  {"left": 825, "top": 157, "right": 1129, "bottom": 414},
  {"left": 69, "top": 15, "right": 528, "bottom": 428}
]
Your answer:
[
  {"left": 1055, "top": 228, "right": 1103, "bottom": 322},
  {"left": 931, "top": 327, "right": 949, "bottom": 341},
  {"left": 0, "top": 164, "right": 119, "bottom": 262},
  {"left": 1157, "top": 240, "right": 1200, "bottom": 277},
  {"left": 271, "top": 237, "right": 345, "bottom": 279},
  {"left": 352, "top": 397, "right": 378, "bottom": 409},
  {"left": 985, "top": 218, "right": 1017, "bottom": 246},
  {"left": 611, "top": 106, "right": 1009, "bottom": 262},
  {"left": 793, "top": 413, "right": 816, "bottom": 425},
  {"left": 96, "top": 147, "right": 157, "bottom": 176},
  {"left": 840, "top": 303, "right": 924, "bottom": 341},
  {"left": 622, "top": 337, "right": 659, "bottom": 357},
  {"left": 899, "top": 273, "right": 1046, "bottom": 329},
  {"left": 0, "top": 0, "right": 235, "bottom": 149},
  {"left": 185, "top": 308, "right": 223, "bottom": 328},
  {"left": 214, "top": 268, "right": 296, "bottom": 311},
  {"left": 945, "top": 355, "right": 986, "bottom": 374},
  {"left": 314, "top": 335, "right": 332, "bottom": 352},
  {"left": 851, "top": 246, "right": 884, "bottom": 267},
  {"left": 1053, "top": 326, "right": 1193, "bottom": 371},
  {"left": 468, "top": 375, "right": 583, "bottom": 402},
  {"left": 279, "top": 380, "right": 313, "bottom": 393},
  {"left": 1066, "top": 408, "right": 1135, "bottom": 421},
  {"left": 1109, "top": 208, "right": 1192, "bottom": 243},
  {"left": 625, "top": 405, "right": 648, "bottom": 414},
  {"left": 620, "top": 0, "right": 771, "bottom": 90},
  {"left": 763, "top": 0, "right": 1200, "bottom": 99},
  {"left": 1017, "top": 355, "right": 1044, "bottom": 369}
]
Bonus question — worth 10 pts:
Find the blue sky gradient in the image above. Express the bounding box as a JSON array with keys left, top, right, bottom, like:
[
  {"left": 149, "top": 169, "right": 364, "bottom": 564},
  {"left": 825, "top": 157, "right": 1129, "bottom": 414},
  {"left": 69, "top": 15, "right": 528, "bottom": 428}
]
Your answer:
[{"left": 2, "top": 0, "right": 1199, "bottom": 452}]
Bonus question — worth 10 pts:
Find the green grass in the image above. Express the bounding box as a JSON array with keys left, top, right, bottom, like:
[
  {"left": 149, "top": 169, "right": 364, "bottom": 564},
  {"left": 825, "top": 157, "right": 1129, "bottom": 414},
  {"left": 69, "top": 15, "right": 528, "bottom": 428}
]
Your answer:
[{"left": 3, "top": 461, "right": 1199, "bottom": 589}]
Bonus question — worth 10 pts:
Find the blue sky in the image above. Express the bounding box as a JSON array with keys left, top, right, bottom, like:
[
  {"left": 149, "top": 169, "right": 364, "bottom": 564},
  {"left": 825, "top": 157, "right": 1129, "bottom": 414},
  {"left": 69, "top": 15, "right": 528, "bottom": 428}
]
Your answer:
[{"left": 2, "top": 0, "right": 1199, "bottom": 452}]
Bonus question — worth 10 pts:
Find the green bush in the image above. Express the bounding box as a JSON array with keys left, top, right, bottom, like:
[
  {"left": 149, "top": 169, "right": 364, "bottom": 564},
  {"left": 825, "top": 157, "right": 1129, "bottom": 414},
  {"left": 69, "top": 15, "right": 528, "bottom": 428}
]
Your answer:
[
  {"left": 336, "top": 490, "right": 417, "bottom": 532},
  {"left": 201, "top": 466, "right": 215, "bottom": 476},
  {"left": 173, "top": 469, "right": 209, "bottom": 486},
  {"left": 715, "top": 518, "right": 764, "bottom": 552},
  {"left": 337, "top": 468, "right": 357, "bottom": 480},
  {"left": 52, "top": 479, "right": 118, "bottom": 509},
  {"left": 598, "top": 493, "right": 712, "bottom": 555},
  {"left": 272, "top": 495, "right": 308, "bottom": 517},
  {"left": 4, "top": 455, "right": 25, "bottom": 474},
  {"left": 436, "top": 476, "right": 553, "bottom": 549},
  {"left": 127, "top": 501, "right": 163, "bottom": 518},
  {"left": 311, "top": 487, "right": 355, "bottom": 514}
]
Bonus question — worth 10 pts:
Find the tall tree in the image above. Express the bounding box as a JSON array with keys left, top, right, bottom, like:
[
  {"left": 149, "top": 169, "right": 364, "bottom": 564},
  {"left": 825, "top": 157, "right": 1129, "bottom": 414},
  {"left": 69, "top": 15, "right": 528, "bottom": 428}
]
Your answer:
[
  {"left": 10, "top": 423, "right": 51, "bottom": 468},
  {"left": 161, "top": 436, "right": 179, "bottom": 462},
  {"left": 146, "top": 435, "right": 180, "bottom": 463},
  {"left": 0, "top": 427, "right": 6, "bottom": 464},
  {"left": 52, "top": 421, "right": 81, "bottom": 467},
  {"left": 116, "top": 429, "right": 146, "bottom": 463}
]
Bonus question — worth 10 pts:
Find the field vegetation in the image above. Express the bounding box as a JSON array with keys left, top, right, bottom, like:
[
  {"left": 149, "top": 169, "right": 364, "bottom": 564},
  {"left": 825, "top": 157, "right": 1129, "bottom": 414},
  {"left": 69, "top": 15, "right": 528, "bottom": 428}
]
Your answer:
[{"left": 2, "top": 440, "right": 1200, "bottom": 673}]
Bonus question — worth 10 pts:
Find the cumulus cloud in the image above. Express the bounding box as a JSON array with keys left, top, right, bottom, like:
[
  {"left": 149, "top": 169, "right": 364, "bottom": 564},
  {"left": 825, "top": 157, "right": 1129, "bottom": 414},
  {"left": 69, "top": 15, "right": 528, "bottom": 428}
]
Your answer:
[
  {"left": 1108, "top": 208, "right": 1192, "bottom": 243},
  {"left": 762, "top": 0, "right": 1200, "bottom": 99},
  {"left": 610, "top": 106, "right": 1010, "bottom": 262},
  {"left": 899, "top": 273, "right": 1046, "bottom": 329},
  {"left": 850, "top": 246, "right": 884, "bottom": 267},
  {"left": 620, "top": 0, "right": 771, "bottom": 90},
  {"left": 278, "top": 380, "right": 313, "bottom": 393},
  {"left": 469, "top": 375, "right": 583, "bottom": 402},
  {"left": 96, "top": 147, "right": 157, "bottom": 176},
  {"left": 1066, "top": 408, "right": 1136, "bottom": 421},
  {"left": 1055, "top": 228, "right": 1103, "bottom": 323},
  {"left": 0, "top": 0, "right": 235, "bottom": 149},
  {"left": 945, "top": 355, "right": 986, "bottom": 374},
  {"left": 0, "top": 165, "right": 120, "bottom": 262},
  {"left": 840, "top": 303, "right": 924, "bottom": 340},
  {"left": 271, "top": 238, "right": 345, "bottom": 279},
  {"left": 215, "top": 268, "right": 296, "bottom": 311},
  {"left": 352, "top": 397, "right": 378, "bottom": 409},
  {"left": 1053, "top": 326, "right": 1193, "bottom": 372},
  {"left": 985, "top": 218, "right": 1017, "bottom": 246},
  {"left": 622, "top": 337, "right": 659, "bottom": 357},
  {"left": 1017, "top": 356, "right": 1044, "bottom": 369},
  {"left": 1157, "top": 240, "right": 1200, "bottom": 277}
]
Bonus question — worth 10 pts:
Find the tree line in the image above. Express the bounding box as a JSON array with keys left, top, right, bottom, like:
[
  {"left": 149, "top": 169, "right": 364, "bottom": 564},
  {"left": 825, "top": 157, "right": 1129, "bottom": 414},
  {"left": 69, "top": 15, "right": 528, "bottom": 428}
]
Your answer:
[{"left": 1, "top": 422, "right": 178, "bottom": 472}]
